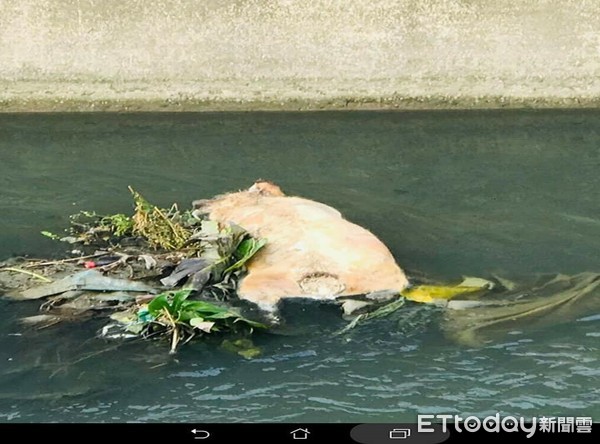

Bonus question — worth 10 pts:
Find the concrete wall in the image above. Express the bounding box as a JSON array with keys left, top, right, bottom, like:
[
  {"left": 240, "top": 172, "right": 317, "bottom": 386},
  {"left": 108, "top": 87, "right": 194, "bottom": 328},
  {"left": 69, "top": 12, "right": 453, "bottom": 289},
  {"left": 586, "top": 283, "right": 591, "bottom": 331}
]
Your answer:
[{"left": 1, "top": 0, "right": 599, "bottom": 111}]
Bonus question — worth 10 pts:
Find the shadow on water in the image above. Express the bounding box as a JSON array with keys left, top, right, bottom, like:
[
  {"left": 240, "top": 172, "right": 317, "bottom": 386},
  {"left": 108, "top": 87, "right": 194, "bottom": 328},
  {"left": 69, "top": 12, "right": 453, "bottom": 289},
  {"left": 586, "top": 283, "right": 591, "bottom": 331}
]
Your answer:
[{"left": 0, "top": 110, "right": 599, "bottom": 422}]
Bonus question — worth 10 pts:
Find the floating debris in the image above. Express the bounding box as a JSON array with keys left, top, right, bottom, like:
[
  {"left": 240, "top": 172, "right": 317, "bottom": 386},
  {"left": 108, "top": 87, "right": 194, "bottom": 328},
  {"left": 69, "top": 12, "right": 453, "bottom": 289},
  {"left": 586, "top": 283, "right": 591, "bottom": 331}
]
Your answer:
[
  {"left": 0, "top": 188, "right": 268, "bottom": 353},
  {"left": 17, "top": 270, "right": 155, "bottom": 300},
  {"left": 3, "top": 186, "right": 598, "bottom": 352},
  {"left": 443, "top": 272, "right": 600, "bottom": 347}
]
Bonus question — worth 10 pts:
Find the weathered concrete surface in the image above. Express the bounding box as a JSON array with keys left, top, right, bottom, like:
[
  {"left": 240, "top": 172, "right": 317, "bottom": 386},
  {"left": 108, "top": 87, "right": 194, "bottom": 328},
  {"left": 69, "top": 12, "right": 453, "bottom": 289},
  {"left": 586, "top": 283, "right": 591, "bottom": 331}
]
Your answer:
[{"left": 1, "top": 0, "right": 599, "bottom": 111}]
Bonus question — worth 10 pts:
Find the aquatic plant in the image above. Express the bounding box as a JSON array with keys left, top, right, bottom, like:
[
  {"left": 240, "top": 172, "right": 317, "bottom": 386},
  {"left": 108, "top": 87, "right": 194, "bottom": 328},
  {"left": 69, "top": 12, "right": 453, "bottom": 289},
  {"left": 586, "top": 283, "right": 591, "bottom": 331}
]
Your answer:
[
  {"left": 130, "top": 289, "right": 266, "bottom": 353},
  {"left": 7, "top": 187, "right": 270, "bottom": 353},
  {"left": 129, "top": 187, "right": 191, "bottom": 250},
  {"left": 100, "top": 213, "right": 133, "bottom": 237}
]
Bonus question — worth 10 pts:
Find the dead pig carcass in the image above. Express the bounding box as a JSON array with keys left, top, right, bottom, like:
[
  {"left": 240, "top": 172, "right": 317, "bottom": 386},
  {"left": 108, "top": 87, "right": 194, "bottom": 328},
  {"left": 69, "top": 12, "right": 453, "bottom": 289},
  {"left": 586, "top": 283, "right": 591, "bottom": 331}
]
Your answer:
[{"left": 194, "top": 181, "right": 409, "bottom": 310}]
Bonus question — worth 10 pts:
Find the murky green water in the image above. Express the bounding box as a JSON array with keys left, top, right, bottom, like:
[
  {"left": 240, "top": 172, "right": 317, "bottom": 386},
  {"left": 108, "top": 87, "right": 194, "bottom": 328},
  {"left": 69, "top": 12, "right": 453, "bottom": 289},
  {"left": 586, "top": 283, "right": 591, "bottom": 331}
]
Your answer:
[{"left": 0, "top": 111, "right": 598, "bottom": 422}]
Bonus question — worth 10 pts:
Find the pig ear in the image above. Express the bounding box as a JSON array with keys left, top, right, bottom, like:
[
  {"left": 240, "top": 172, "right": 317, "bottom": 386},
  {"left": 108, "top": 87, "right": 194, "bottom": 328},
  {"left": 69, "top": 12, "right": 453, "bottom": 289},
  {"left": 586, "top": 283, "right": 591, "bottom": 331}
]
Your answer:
[{"left": 248, "top": 180, "right": 285, "bottom": 196}]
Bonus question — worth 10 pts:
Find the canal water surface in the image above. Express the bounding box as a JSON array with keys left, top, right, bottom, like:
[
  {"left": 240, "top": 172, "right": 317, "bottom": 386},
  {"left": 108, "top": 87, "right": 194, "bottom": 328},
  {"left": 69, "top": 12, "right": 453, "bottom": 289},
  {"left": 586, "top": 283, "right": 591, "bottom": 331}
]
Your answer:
[{"left": 0, "top": 111, "right": 598, "bottom": 422}]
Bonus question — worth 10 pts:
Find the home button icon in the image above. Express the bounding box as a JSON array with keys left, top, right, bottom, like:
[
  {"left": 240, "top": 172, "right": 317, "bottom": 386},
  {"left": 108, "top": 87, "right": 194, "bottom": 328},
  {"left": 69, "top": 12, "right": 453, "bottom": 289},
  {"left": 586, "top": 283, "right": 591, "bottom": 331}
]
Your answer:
[{"left": 290, "top": 428, "right": 311, "bottom": 440}]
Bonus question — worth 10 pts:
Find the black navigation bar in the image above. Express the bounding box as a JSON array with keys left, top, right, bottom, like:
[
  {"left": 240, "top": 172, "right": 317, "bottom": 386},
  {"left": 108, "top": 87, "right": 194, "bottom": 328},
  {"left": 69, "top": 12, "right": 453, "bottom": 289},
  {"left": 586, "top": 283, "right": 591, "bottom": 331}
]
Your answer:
[{"left": 0, "top": 423, "right": 596, "bottom": 443}]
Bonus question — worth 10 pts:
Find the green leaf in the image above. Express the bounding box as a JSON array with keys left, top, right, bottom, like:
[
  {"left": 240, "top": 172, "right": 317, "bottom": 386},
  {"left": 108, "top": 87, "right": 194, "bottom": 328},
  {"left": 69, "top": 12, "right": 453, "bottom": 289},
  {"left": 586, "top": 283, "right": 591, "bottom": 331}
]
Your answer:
[
  {"left": 234, "top": 317, "right": 268, "bottom": 329},
  {"left": 40, "top": 231, "right": 61, "bottom": 240},
  {"left": 147, "top": 290, "right": 194, "bottom": 317},
  {"left": 205, "top": 311, "right": 239, "bottom": 320},
  {"left": 177, "top": 309, "right": 197, "bottom": 323},
  {"left": 171, "top": 289, "right": 192, "bottom": 314},
  {"left": 189, "top": 317, "right": 215, "bottom": 333},
  {"left": 100, "top": 213, "right": 133, "bottom": 236},
  {"left": 179, "top": 306, "right": 218, "bottom": 322},
  {"left": 224, "top": 237, "right": 267, "bottom": 273},
  {"left": 147, "top": 294, "right": 170, "bottom": 316},
  {"left": 181, "top": 300, "right": 229, "bottom": 315},
  {"left": 221, "top": 338, "right": 262, "bottom": 359},
  {"left": 206, "top": 309, "right": 266, "bottom": 328},
  {"left": 129, "top": 186, "right": 155, "bottom": 213},
  {"left": 238, "top": 347, "right": 262, "bottom": 359}
]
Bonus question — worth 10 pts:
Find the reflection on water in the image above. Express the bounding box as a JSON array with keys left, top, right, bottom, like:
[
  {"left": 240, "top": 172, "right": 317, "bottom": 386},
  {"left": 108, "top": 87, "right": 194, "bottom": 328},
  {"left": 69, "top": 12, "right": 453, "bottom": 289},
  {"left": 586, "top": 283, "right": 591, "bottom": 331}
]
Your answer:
[{"left": 0, "top": 111, "right": 598, "bottom": 422}]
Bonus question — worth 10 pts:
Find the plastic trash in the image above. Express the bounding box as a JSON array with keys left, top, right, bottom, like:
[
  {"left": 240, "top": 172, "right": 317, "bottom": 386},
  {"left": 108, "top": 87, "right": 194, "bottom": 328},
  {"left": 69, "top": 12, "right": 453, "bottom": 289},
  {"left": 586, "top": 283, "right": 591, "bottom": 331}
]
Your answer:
[{"left": 19, "top": 270, "right": 156, "bottom": 300}]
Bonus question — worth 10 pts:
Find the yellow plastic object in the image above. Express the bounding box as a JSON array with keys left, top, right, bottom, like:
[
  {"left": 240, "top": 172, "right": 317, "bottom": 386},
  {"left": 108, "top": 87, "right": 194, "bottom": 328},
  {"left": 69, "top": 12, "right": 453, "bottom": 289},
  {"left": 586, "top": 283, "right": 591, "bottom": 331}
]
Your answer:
[{"left": 401, "top": 284, "right": 484, "bottom": 303}]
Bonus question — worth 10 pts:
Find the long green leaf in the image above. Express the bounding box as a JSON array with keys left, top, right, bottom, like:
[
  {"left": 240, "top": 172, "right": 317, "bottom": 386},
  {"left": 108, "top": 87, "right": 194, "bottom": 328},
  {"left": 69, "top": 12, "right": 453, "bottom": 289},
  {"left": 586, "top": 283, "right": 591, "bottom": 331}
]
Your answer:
[
  {"left": 147, "top": 294, "right": 170, "bottom": 316},
  {"left": 205, "top": 311, "right": 239, "bottom": 320},
  {"left": 171, "top": 289, "right": 192, "bottom": 314},
  {"left": 181, "top": 300, "right": 229, "bottom": 314},
  {"left": 224, "top": 238, "right": 267, "bottom": 273}
]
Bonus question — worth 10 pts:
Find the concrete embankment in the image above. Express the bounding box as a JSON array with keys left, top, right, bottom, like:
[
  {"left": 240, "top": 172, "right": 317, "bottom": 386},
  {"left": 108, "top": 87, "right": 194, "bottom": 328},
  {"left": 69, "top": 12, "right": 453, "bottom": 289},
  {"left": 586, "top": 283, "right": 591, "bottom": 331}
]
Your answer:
[{"left": 1, "top": 0, "right": 599, "bottom": 111}]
